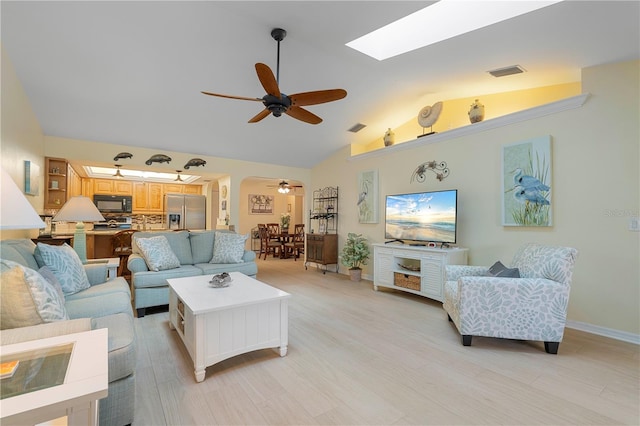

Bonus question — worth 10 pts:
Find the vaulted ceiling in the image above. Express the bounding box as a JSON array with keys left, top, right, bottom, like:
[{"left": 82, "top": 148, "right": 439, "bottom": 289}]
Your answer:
[{"left": 2, "top": 1, "right": 638, "bottom": 169}]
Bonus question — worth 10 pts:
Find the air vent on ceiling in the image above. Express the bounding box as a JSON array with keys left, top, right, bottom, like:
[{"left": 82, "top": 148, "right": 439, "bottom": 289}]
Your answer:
[
  {"left": 488, "top": 65, "right": 526, "bottom": 78},
  {"left": 348, "top": 123, "right": 367, "bottom": 133}
]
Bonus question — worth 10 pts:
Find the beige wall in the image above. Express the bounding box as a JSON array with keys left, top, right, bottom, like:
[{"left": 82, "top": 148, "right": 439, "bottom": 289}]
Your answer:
[
  {"left": 0, "top": 45, "right": 45, "bottom": 240},
  {"left": 313, "top": 60, "right": 639, "bottom": 336}
]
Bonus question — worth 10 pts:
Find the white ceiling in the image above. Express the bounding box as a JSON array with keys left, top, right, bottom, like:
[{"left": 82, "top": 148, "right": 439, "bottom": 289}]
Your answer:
[{"left": 2, "top": 1, "right": 639, "bottom": 170}]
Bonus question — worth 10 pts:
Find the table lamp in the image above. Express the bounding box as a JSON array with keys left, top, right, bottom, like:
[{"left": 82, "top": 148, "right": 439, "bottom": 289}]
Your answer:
[
  {"left": 1, "top": 168, "right": 45, "bottom": 230},
  {"left": 53, "top": 196, "right": 104, "bottom": 263}
]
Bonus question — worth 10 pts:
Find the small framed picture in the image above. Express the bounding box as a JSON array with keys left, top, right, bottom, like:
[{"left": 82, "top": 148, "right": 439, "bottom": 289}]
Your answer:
[
  {"left": 318, "top": 221, "right": 327, "bottom": 234},
  {"left": 221, "top": 200, "right": 227, "bottom": 211}
]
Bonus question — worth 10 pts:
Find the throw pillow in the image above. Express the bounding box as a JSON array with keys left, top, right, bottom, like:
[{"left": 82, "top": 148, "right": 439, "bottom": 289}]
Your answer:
[
  {"left": 488, "top": 260, "right": 521, "bottom": 278},
  {"left": 38, "top": 265, "right": 65, "bottom": 302},
  {"left": 0, "top": 260, "right": 69, "bottom": 330},
  {"left": 35, "top": 243, "right": 91, "bottom": 296},
  {"left": 210, "top": 232, "right": 248, "bottom": 264},
  {"left": 136, "top": 236, "right": 181, "bottom": 272}
]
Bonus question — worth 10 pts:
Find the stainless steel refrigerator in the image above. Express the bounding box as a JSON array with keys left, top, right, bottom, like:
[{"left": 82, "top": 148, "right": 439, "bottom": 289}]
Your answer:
[{"left": 164, "top": 194, "right": 206, "bottom": 230}]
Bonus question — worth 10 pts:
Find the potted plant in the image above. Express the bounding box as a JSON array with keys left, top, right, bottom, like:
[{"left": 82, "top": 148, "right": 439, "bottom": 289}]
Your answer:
[
  {"left": 340, "top": 232, "right": 370, "bottom": 282},
  {"left": 280, "top": 213, "right": 291, "bottom": 232}
]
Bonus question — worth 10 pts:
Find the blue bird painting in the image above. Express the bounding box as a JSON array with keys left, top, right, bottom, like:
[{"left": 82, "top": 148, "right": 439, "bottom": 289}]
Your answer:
[
  {"left": 512, "top": 168, "right": 550, "bottom": 192},
  {"left": 513, "top": 185, "right": 550, "bottom": 205}
]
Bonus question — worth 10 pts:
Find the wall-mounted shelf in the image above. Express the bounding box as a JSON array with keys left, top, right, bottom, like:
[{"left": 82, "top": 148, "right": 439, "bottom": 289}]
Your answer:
[{"left": 349, "top": 93, "right": 590, "bottom": 162}]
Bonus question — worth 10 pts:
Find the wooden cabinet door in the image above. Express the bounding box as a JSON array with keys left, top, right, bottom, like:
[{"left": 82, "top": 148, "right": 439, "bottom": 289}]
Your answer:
[
  {"left": 66, "top": 164, "right": 83, "bottom": 198},
  {"left": 133, "top": 182, "right": 148, "bottom": 211},
  {"left": 82, "top": 179, "right": 93, "bottom": 199},
  {"left": 113, "top": 181, "right": 133, "bottom": 195},
  {"left": 148, "top": 183, "right": 163, "bottom": 211},
  {"left": 93, "top": 179, "right": 114, "bottom": 194},
  {"left": 183, "top": 185, "right": 202, "bottom": 195},
  {"left": 163, "top": 183, "right": 183, "bottom": 194}
]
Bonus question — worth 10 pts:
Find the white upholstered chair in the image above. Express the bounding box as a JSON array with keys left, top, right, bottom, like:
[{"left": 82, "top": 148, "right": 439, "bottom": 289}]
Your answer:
[{"left": 443, "top": 243, "right": 578, "bottom": 354}]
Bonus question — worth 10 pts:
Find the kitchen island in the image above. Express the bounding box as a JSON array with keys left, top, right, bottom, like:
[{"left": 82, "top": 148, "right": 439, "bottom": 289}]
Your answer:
[{"left": 51, "top": 228, "right": 168, "bottom": 259}]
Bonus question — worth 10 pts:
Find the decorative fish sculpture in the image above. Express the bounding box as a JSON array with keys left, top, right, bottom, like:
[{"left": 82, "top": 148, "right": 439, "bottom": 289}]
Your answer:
[
  {"left": 145, "top": 154, "right": 172, "bottom": 165},
  {"left": 184, "top": 158, "right": 207, "bottom": 169},
  {"left": 113, "top": 152, "right": 133, "bottom": 161}
]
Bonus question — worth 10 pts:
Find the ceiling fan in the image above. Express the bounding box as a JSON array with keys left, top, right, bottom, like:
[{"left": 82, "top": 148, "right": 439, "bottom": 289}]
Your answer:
[
  {"left": 201, "top": 28, "right": 347, "bottom": 125},
  {"left": 267, "top": 180, "right": 303, "bottom": 193}
]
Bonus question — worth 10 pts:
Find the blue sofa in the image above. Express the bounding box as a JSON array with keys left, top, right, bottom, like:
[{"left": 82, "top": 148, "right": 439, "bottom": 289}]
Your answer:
[
  {"left": 128, "top": 230, "right": 257, "bottom": 317},
  {"left": 0, "top": 239, "right": 136, "bottom": 426}
]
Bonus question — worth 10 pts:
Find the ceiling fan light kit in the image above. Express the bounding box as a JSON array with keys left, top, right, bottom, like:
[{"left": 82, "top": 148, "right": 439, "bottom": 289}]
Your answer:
[{"left": 201, "top": 28, "right": 347, "bottom": 125}]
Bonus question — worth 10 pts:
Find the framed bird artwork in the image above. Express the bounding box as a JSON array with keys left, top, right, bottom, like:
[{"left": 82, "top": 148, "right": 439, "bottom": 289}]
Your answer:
[
  {"left": 357, "top": 170, "right": 378, "bottom": 224},
  {"left": 502, "top": 135, "right": 552, "bottom": 226}
]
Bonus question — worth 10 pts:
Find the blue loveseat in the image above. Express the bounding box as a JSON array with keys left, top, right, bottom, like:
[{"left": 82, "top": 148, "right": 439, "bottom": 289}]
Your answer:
[{"left": 128, "top": 230, "right": 257, "bottom": 317}]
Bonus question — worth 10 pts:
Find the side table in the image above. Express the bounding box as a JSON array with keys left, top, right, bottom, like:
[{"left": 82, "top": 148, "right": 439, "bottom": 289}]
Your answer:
[
  {"left": 86, "top": 257, "right": 120, "bottom": 280},
  {"left": 0, "top": 329, "right": 108, "bottom": 426}
]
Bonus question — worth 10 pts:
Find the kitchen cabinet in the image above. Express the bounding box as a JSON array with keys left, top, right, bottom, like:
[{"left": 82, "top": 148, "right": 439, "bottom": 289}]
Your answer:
[
  {"left": 67, "top": 164, "right": 83, "bottom": 198},
  {"left": 163, "top": 183, "right": 203, "bottom": 195},
  {"left": 183, "top": 185, "right": 202, "bottom": 195},
  {"left": 163, "top": 183, "right": 183, "bottom": 194},
  {"left": 44, "top": 157, "right": 68, "bottom": 209},
  {"left": 133, "top": 182, "right": 163, "bottom": 213},
  {"left": 93, "top": 179, "right": 132, "bottom": 195}
]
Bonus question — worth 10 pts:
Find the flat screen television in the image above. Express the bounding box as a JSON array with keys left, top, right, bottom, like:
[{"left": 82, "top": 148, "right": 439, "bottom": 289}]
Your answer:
[{"left": 385, "top": 189, "right": 457, "bottom": 245}]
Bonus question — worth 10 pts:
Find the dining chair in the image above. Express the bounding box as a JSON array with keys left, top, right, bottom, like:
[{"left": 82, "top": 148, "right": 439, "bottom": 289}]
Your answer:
[
  {"left": 259, "top": 225, "right": 282, "bottom": 260},
  {"left": 266, "top": 223, "right": 281, "bottom": 240},
  {"left": 284, "top": 224, "right": 305, "bottom": 260}
]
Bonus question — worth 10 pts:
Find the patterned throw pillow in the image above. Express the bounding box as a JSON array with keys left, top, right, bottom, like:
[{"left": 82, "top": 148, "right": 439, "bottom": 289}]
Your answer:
[
  {"left": 136, "top": 236, "right": 181, "bottom": 272},
  {"left": 38, "top": 265, "right": 66, "bottom": 301},
  {"left": 0, "top": 260, "right": 69, "bottom": 329},
  {"left": 35, "top": 243, "right": 91, "bottom": 296},
  {"left": 210, "top": 232, "right": 248, "bottom": 264}
]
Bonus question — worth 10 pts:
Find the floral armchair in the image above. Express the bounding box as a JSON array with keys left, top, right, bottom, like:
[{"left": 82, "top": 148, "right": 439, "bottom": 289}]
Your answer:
[{"left": 443, "top": 243, "right": 578, "bottom": 354}]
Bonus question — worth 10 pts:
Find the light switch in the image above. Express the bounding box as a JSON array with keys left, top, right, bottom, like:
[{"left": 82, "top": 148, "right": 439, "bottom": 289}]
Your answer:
[{"left": 630, "top": 217, "right": 640, "bottom": 232}]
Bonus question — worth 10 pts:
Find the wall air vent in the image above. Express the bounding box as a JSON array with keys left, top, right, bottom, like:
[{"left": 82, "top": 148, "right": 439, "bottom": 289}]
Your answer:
[
  {"left": 488, "top": 65, "right": 526, "bottom": 78},
  {"left": 348, "top": 123, "right": 367, "bottom": 133}
]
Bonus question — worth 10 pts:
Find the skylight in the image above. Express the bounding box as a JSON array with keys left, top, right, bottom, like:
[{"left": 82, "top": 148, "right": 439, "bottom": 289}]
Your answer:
[
  {"left": 84, "top": 166, "right": 200, "bottom": 184},
  {"left": 346, "top": 0, "right": 563, "bottom": 60}
]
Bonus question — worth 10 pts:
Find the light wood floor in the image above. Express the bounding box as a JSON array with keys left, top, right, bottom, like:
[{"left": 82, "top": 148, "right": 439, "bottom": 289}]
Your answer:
[{"left": 133, "top": 258, "right": 639, "bottom": 425}]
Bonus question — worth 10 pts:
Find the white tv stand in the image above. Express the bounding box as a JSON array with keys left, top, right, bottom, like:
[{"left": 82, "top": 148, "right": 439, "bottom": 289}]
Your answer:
[{"left": 373, "top": 243, "right": 468, "bottom": 302}]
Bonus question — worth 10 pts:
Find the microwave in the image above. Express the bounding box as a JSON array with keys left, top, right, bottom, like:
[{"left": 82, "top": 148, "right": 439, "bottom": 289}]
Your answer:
[{"left": 93, "top": 195, "right": 132, "bottom": 213}]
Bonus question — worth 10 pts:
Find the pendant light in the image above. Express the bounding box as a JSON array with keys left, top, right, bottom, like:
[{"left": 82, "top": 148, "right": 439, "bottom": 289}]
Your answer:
[{"left": 113, "top": 164, "right": 123, "bottom": 179}]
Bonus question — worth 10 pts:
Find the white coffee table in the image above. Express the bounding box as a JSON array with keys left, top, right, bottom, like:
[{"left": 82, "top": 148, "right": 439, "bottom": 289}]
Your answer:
[{"left": 168, "top": 272, "right": 291, "bottom": 382}]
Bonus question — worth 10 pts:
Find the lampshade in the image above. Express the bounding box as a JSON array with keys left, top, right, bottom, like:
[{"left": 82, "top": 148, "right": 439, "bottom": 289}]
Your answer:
[
  {"left": 53, "top": 196, "right": 104, "bottom": 263},
  {"left": 53, "top": 196, "right": 105, "bottom": 223},
  {"left": 0, "top": 168, "right": 45, "bottom": 230}
]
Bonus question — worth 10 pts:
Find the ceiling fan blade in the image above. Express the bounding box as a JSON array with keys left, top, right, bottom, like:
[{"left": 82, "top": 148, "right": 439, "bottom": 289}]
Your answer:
[
  {"left": 286, "top": 106, "right": 322, "bottom": 125},
  {"left": 248, "top": 108, "right": 271, "bottom": 123},
  {"left": 255, "top": 63, "right": 282, "bottom": 99},
  {"left": 289, "top": 89, "right": 347, "bottom": 106},
  {"left": 201, "top": 91, "right": 263, "bottom": 102}
]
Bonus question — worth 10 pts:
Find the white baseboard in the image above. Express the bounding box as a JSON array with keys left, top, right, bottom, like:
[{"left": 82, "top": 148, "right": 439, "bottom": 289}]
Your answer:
[{"left": 566, "top": 320, "right": 640, "bottom": 345}]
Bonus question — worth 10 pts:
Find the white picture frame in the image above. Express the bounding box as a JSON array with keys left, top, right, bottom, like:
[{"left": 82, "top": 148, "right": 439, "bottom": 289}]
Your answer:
[
  {"left": 357, "top": 169, "right": 378, "bottom": 223},
  {"left": 502, "top": 135, "right": 552, "bottom": 226}
]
